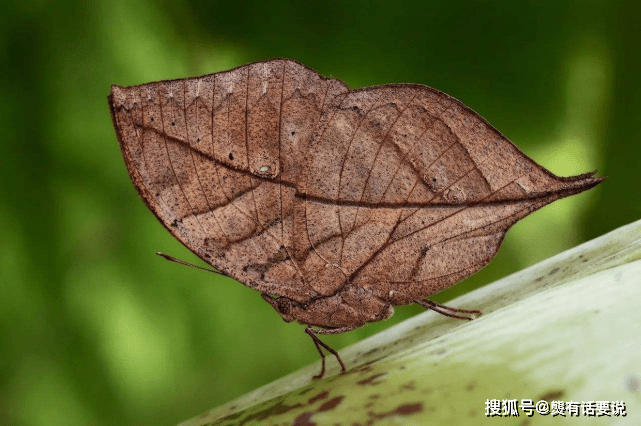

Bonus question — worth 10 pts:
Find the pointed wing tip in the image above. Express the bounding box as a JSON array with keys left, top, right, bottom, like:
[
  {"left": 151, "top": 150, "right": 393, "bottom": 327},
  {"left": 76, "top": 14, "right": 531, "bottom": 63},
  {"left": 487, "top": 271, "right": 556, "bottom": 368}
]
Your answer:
[
  {"left": 108, "top": 84, "right": 126, "bottom": 101},
  {"left": 562, "top": 170, "right": 605, "bottom": 185},
  {"left": 561, "top": 170, "right": 593, "bottom": 180},
  {"left": 562, "top": 172, "right": 605, "bottom": 196},
  {"left": 107, "top": 85, "right": 120, "bottom": 108},
  {"left": 582, "top": 175, "right": 606, "bottom": 189}
]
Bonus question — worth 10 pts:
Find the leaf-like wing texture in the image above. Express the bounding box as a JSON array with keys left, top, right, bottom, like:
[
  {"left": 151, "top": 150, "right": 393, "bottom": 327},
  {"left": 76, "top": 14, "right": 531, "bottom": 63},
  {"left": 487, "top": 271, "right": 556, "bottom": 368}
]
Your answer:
[{"left": 109, "top": 58, "right": 602, "bottom": 307}]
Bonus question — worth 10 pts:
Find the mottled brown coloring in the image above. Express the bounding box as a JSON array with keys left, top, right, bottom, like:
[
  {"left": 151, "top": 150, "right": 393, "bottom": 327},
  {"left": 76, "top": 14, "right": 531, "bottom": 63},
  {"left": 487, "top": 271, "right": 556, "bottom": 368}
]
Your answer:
[{"left": 108, "top": 58, "right": 602, "bottom": 378}]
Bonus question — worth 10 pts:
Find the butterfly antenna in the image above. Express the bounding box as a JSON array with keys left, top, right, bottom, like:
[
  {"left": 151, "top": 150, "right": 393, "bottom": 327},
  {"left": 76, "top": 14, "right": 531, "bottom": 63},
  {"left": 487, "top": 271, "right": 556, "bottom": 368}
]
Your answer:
[{"left": 156, "top": 252, "right": 226, "bottom": 276}]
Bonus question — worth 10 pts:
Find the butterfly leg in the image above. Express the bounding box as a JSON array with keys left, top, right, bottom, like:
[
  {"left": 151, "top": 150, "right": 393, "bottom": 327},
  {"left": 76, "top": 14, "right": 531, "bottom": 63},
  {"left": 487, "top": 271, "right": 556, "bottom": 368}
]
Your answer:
[
  {"left": 415, "top": 299, "right": 482, "bottom": 321},
  {"left": 305, "top": 325, "right": 358, "bottom": 379}
]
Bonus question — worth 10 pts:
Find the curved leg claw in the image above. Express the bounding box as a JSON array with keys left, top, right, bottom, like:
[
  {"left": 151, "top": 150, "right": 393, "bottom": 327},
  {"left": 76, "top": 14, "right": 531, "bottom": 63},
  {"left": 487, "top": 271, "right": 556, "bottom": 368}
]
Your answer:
[{"left": 305, "top": 326, "right": 355, "bottom": 379}]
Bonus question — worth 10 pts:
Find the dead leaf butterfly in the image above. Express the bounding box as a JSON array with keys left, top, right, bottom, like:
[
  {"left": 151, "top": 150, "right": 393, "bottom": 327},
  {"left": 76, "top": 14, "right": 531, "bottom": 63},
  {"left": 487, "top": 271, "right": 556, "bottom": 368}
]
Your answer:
[{"left": 108, "top": 58, "right": 602, "bottom": 378}]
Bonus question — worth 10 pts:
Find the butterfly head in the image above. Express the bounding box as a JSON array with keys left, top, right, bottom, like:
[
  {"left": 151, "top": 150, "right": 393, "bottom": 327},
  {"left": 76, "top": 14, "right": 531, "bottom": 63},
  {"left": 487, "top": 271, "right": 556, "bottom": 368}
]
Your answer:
[{"left": 261, "top": 293, "right": 297, "bottom": 323}]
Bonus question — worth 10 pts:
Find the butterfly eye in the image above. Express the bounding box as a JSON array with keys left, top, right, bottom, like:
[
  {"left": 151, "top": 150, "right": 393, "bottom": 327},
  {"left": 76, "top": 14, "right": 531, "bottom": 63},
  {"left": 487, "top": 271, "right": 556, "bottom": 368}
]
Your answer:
[{"left": 277, "top": 298, "right": 292, "bottom": 315}]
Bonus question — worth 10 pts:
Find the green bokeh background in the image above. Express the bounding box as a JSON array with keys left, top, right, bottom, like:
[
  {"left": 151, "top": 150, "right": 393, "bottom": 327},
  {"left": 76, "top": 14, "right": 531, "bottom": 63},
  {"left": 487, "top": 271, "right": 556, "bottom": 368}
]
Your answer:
[{"left": 1, "top": 1, "right": 639, "bottom": 425}]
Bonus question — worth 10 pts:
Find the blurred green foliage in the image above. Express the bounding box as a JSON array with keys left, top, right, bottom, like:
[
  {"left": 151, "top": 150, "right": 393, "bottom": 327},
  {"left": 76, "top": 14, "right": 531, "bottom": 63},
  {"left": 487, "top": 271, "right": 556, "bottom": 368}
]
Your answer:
[{"left": 1, "top": 1, "right": 638, "bottom": 425}]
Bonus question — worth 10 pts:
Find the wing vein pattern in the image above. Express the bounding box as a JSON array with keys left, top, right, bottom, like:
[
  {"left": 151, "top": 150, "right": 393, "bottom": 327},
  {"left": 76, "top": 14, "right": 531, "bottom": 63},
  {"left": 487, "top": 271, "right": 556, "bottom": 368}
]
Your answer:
[{"left": 109, "top": 58, "right": 602, "bottom": 310}]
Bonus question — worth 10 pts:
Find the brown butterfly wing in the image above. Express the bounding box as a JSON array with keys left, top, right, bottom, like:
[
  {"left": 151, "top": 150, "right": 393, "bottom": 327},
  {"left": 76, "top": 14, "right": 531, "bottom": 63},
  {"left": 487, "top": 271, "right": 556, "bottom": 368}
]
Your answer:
[
  {"left": 109, "top": 59, "right": 602, "bottom": 307},
  {"left": 298, "top": 84, "right": 602, "bottom": 304},
  {"left": 109, "top": 59, "right": 349, "bottom": 302}
]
